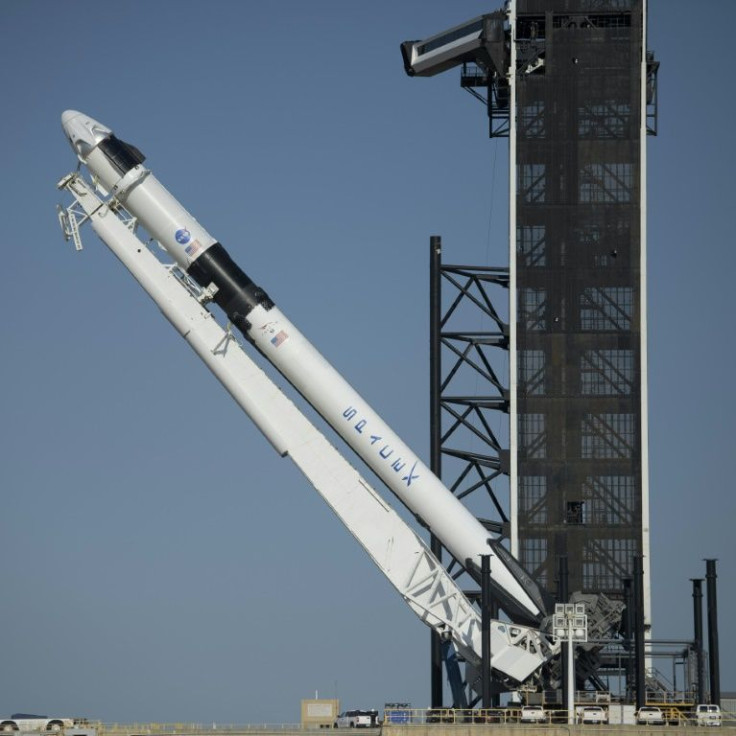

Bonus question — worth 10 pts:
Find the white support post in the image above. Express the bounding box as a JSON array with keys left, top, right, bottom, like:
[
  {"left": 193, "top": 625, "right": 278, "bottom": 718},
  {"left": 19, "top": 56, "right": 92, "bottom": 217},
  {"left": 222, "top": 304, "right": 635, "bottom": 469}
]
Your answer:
[{"left": 553, "top": 603, "right": 588, "bottom": 724}]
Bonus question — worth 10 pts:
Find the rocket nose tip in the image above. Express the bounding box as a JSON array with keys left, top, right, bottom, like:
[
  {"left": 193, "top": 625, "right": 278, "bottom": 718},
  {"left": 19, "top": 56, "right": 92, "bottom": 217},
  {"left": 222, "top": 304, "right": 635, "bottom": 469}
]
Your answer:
[{"left": 61, "top": 110, "right": 82, "bottom": 131}]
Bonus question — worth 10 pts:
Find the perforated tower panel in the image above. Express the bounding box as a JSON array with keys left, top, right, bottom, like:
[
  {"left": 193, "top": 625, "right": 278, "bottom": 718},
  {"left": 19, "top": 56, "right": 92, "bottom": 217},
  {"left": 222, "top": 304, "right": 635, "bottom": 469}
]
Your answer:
[{"left": 509, "top": 0, "right": 652, "bottom": 623}]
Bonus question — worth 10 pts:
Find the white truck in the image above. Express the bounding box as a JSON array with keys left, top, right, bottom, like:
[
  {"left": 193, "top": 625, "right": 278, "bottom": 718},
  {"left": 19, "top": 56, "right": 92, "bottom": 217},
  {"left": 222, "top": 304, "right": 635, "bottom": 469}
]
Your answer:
[
  {"left": 0, "top": 716, "right": 74, "bottom": 733},
  {"left": 577, "top": 706, "right": 608, "bottom": 724},
  {"left": 695, "top": 704, "right": 722, "bottom": 727},
  {"left": 636, "top": 706, "right": 665, "bottom": 725},
  {"left": 519, "top": 705, "right": 548, "bottom": 723},
  {"left": 334, "top": 710, "right": 378, "bottom": 728}
]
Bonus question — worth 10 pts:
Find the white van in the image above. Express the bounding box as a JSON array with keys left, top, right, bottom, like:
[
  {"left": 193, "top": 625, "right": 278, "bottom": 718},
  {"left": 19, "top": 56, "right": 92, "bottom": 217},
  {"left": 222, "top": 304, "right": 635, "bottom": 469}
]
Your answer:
[{"left": 695, "top": 704, "right": 722, "bottom": 727}]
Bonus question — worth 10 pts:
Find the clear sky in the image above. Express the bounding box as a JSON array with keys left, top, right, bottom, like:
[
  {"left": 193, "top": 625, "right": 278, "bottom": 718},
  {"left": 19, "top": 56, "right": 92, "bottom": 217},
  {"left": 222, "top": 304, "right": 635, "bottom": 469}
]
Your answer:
[{"left": 1, "top": 0, "right": 734, "bottom": 725}]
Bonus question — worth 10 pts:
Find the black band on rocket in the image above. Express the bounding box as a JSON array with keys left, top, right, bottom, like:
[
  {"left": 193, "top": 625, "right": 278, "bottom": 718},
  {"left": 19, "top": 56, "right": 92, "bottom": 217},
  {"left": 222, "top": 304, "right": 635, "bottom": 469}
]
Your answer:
[
  {"left": 98, "top": 136, "right": 146, "bottom": 176},
  {"left": 187, "top": 243, "right": 274, "bottom": 334}
]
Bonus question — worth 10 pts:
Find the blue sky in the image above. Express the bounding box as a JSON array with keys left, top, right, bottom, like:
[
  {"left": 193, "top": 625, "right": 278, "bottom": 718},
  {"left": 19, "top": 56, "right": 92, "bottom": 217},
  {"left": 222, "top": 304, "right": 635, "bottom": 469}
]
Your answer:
[{"left": 1, "top": 0, "right": 734, "bottom": 724}]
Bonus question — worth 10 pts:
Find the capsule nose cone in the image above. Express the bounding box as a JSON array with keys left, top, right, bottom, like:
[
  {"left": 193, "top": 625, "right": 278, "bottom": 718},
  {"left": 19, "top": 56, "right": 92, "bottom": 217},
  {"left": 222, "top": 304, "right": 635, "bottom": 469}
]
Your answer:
[
  {"left": 61, "top": 109, "right": 113, "bottom": 161},
  {"left": 61, "top": 109, "right": 82, "bottom": 127}
]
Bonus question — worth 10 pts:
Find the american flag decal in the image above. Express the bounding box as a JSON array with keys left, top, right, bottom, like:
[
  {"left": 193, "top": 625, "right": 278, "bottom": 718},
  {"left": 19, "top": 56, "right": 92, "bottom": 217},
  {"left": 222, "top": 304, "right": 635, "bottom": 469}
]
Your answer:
[
  {"left": 185, "top": 239, "right": 202, "bottom": 257},
  {"left": 271, "top": 330, "right": 288, "bottom": 348}
]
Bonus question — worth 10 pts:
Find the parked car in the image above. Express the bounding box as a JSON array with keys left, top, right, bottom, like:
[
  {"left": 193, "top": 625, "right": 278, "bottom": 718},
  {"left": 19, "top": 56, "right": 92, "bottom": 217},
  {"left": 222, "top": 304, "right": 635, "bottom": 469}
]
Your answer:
[
  {"left": 520, "top": 705, "right": 548, "bottom": 723},
  {"left": 578, "top": 706, "right": 607, "bottom": 724},
  {"left": 695, "top": 704, "right": 722, "bottom": 727},
  {"left": 0, "top": 716, "right": 74, "bottom": 732},
  {"left": 637, "top": 707, "right": 665, "bottom": 725},
  {"left": 335, "top": 710, "right": 378, "bottom": 728}
]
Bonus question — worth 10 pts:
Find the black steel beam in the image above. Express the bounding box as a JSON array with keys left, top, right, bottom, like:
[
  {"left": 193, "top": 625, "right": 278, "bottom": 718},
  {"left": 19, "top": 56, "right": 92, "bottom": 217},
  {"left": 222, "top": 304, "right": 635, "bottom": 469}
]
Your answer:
[
  {"left": 705, "top": 559, "right": 720, "bottom": 706},
  {"left": 691, "top": 578, "right": 705, "bottom": 705},
  {"left": 429, "top": 235, "right": 444, "bottom": 709}
]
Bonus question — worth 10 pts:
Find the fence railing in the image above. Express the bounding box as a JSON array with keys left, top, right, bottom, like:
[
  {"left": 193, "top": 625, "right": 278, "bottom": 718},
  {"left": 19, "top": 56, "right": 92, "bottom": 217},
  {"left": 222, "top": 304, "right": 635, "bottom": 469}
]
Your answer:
[
  {"left": 63, "top": 708, "right": 736, "bottom": 733},
  {"left": 100, "top": 725, "right": 305, "bottom": 734},
  {"left": 382, "top": 706, "right": 734, "bottom": 727}
]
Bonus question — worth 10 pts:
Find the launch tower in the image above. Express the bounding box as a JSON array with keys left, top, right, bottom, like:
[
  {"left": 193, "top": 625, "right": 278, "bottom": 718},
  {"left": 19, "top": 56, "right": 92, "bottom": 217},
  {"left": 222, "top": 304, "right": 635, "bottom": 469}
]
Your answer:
[
  {"left": 404, "top": 0, "right": 659, "bottom": 701},
  {"left": 509, "top": 0, "right": 658, "bottom": 611}
]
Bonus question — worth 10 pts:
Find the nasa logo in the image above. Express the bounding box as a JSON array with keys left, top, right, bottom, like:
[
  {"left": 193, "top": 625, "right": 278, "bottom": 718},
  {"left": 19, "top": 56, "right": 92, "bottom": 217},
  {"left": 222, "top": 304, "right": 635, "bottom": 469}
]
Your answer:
[{"left": 175, "top": 228, "right": 191, "bottom": 245}]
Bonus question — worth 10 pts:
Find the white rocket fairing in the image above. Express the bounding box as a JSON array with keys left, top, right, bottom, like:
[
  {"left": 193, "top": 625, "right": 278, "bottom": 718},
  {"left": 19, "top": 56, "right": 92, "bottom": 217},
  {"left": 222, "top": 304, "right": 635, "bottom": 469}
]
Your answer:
[{"left": 61, "top": 110, "right": 550, "bottom": 626}]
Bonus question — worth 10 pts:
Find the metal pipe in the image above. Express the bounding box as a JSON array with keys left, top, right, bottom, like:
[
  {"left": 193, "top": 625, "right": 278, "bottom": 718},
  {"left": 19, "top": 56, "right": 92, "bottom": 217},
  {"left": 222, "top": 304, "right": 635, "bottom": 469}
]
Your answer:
[
  {"left": 633, "top": 556, "right": 646, "bottom": 708},
  {"left": 691, "top": 578, "right": 704, "bottom": 704},
  {"left": 705, "top": 559, "right": 720, "bottom": 706},
  {"left": 622, "top": 577, "right": 634, "bottom": 701},
  {"left": 558, "top": 556, "right": 569, "bottom": 710},
  {"left": 481, "top": 554, "right": 492, "bottom": 709},
  {"left": 429, "top": 235, "right": 444, "bottom": 709}
]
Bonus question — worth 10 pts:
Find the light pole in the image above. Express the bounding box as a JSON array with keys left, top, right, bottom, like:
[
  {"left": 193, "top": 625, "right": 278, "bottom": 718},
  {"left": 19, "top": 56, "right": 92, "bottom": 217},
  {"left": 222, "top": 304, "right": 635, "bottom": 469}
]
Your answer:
[{"left": 554, "top": 603, "right": 588, "bottom": 724}]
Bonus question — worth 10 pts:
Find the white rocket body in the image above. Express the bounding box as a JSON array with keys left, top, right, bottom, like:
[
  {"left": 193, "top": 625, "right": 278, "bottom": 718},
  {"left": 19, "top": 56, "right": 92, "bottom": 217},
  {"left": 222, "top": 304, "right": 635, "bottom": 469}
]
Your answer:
[{"left": 60, "top": 110, "right": 548, "bottom": 625}]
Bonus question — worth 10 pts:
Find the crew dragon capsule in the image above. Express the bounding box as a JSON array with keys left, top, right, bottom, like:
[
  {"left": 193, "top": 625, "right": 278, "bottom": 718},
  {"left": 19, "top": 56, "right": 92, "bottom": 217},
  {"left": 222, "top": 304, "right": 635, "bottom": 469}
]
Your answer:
[{"left": 61, "top": 110, "right": 550, "bottom": 626}]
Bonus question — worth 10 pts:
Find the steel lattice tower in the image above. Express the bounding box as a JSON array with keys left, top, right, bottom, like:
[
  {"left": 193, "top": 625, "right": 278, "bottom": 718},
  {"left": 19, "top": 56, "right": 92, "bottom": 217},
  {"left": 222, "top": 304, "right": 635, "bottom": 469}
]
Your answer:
[
  {"left": 413, "top": 0, "right": 659, "bottom": 703},
  {"left": 508, "top": 0, "right": 657, "bottom": 620}
]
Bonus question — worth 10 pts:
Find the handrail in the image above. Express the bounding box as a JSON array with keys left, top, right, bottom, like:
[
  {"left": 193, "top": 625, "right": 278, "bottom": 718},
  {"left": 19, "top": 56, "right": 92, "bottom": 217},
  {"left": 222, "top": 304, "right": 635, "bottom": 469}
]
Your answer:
[{"left": 47, "top": 707, "right": 736, "bottom": 733}]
